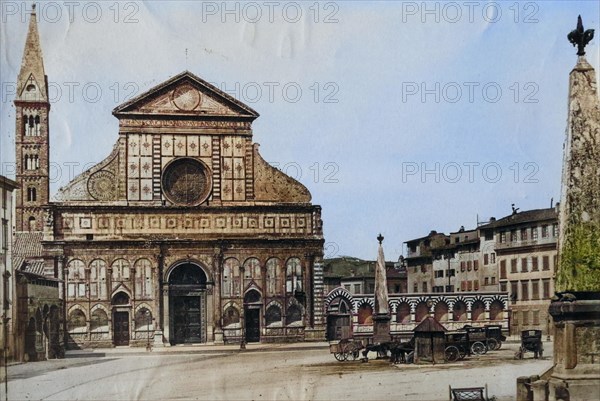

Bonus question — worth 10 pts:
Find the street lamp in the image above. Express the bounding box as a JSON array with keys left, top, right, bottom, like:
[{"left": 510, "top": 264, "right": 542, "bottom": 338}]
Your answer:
[{"left": 145, "top": 310, "right": 152, "bottom": 352}]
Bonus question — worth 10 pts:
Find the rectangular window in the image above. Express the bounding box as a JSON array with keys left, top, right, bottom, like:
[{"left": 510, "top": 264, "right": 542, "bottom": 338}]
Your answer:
[
  {"left": 500, "top": 232, "right": 506, "bottom": 243},
  {"left": 532, "top": 257, "right": 539, "bottom": 271},
  {"left": 542, "top": 225, "right": 549, "bottom": 238},
  {"left": 448, "top": 269, "right": 456, "bottom": 277},
  {"left": 533, "top": 310, "right": 540, "bottom": 325},
  {"left": 484, "top": 277, "right": 489, "bottom": 285},
  {"left": 344, "top": 284, "right": 351, "bottom": 292},
  {"left": 467, "top": 261, "right": 472, "bottom": 271},
  {"left": 500, "top": 260, "right": 507, "bottom": 279},
  {"left": 485, "top": 230, "right": 493, "bottom": 241},
  {"left": 461, "top": 281, "right": 467, "bottom": 291},
  {"left": 513, "top": 310, "right": 519, "bottom": 327},
  {"left": 501, "top": 282, "right": 507, "bottom": 292},
  {"left": 422, "top": 282, "right": 428, "bottom": 292},
  {"left": 1, "top": 219, "right": 8, "bottom": 251},
  {"left": 490, "top": 253, "right": 496, "bottom": 264},
  {"left": 521, "top": 258, "right": 528, "bottom": 273},
  {"left": 511, "top": 259, "right": 518, "bottom": 273},
  {"left": 446, "top": 285, "right": 454, "bottom": 292},
  {"left": 543, "top": 256, "right": 550, "bottom": 271},
  {"left": 354, "top": 284, "right": 361, "bottom": 294},
  {"left": 461, "top": 261, "right": 465, "bottom": 272},
  {"left": 532, "top": 280, "right": 539, "bottom": 300},
  {"left": 467, "top": 281, "right": 473, "bottom": 291},
  {"left": 413, "top": 283, "right": 418, "bottom": 293},
  {"left": 68, "top": 283, "right": 76, "bottom": 298},
  {"left": 474, "top": 280, "right": 479, "bottom": 290},
  {"left": 521, "top": 228, "right": 528, "bottom": 241},
  {"left": 491, "top": 277, "right": 496, "bottom": 285},
  {"left": 521, "top": 281, "right": 529, "bottom": 300},
  {"left": 420, "top": 265, "right": 427, "bottom": 273},
  {"left": 543, "top": 279, "right": 551, "bottom": 299},
  {"left": 532, "top": 227, "right": 538, "bottom": 240},
  {"left": 484, "top": 254, "right": 489, "bottom": 265},
  {"left": 511, "top": 230, "right": 517, "bottom": 242},
  {"left": 511, "top": 281, "right": 518, "bottom": 302},
  {"left": 522, "top": 310, "right": 530, "bottom": 325},
  {"left": 474, "top": 260, "right": 479, "bottom": 271},
  {"left": 3, "top": 274, "right": 9, "bottom": 311},
  {"left": 553, "top": 224, "right": 559, "bottom": 237}
]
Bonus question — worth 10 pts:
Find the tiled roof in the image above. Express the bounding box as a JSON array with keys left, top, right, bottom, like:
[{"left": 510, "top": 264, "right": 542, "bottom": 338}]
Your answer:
[
  {"left": 414, "top": 316, "right": 447, "bottom": 332},
  {"left": 21, "top": 259, "right": 45, "bottom": 276},
  {"left": 479, "top": 208, "right": 558, "bottom": 229},
  {"left": 13, "top": 232, "right": 43, "bottom": 257}
]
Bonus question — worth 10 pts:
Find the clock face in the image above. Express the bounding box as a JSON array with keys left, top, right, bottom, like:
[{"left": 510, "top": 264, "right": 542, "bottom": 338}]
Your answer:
[
  {"left": 171, "top": 84, "right": 201, "bottom": 111},
  {"left": 162, "top": 158, "right": 211, "bottom": 205}
]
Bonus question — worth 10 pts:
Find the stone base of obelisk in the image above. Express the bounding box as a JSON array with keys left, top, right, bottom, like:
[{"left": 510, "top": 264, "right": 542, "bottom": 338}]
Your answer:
[
  {"left": 372, "top": 314, "right": 391, "bottom": 345},
  {"left": 521, "top": 292, "right": 600, "bottom": 401}
]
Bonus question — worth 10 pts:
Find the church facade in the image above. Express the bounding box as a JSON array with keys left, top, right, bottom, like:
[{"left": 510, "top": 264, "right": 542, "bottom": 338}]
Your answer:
[{"left": 14, "top": 9, "right": 325, "bottom": 349}]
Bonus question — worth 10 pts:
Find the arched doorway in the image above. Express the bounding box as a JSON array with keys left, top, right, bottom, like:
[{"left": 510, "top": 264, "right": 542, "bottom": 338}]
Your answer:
[
  {"left": 168, "top": 263, "right": 207, "bottom": 345},
  {"left": 326, "top": 297, "right": 352, "bottom": 340},
  {"left": 244, "top": 289, "right": 261, "bottom": 343},
  {"left": 415, "top": 302, "right": 429, "bottom": 322},
  {"left": 489, "top": 300, "right": 504, "bottom": 321},
  {"left": 453, "top": 301, "right": 467, "bottom": 322},
  {"left": 397, "top": 303, "right": 411, "bottom": 324},
  {"left": 471, "top": 301, "right": 485, "bottom": 322},
  {"left": 112, "top": 292, "right": 130, "bottom": 346},
  {"left": 434, "top": 302, "right": 449, "bottom": 322}
]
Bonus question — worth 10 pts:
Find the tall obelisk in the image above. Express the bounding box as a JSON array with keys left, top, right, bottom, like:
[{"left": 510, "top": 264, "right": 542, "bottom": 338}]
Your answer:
[
  {"left": 372, "top": 234, "right": 391, "bottom": 344},
  {"left": 544, "top": 16, "right": 599, "bottom": 401}
]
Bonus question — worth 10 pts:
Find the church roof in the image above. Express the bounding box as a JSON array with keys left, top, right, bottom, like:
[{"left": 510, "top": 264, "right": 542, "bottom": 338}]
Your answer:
[{"left": 112, "top": 70, "right": 259, "bottom": 119}]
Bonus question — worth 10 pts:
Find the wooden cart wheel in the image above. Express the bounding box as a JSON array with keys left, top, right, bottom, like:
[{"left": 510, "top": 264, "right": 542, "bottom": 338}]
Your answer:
[
  {"left": 486, "top": 338, "right": 499, "bottom": 351},
  {"left": 496, "top": 341, "right": 503, "bottom": 350},
  {"left": 334, "top": 352, "right": 347, "bottom": 361},
  {"left": 471, "top": 341, "right": 486, "bottom": 355},
  {"left": 445, "top": 346, "right": 460, "bottom": 362}
]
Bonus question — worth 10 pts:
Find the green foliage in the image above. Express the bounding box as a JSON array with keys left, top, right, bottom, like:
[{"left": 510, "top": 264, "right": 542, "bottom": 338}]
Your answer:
[{"left": 557, "top": 221, "right": 600, "bottom": 292}]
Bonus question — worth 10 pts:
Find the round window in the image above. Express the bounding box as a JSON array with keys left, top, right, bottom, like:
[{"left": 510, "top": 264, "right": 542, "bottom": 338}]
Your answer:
[{"left": 162, "top": 158, "right": 211, "bottom": 205}]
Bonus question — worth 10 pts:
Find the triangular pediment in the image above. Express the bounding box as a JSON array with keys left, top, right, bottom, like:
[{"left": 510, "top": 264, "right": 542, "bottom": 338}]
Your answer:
[{"left": 113, "top": 71, "right": 259, "bottom": 119}]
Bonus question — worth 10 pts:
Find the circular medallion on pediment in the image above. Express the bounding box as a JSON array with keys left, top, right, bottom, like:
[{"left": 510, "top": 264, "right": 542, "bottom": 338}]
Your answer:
[
  {"left": 162, "top": 158, "right": 211, "bottom": 206},
  {"left": 171, "top": 84, "right": 201, "bottom": 111},
  {"left": 88, "top": 170, "right": 117, "bottom": 201}
]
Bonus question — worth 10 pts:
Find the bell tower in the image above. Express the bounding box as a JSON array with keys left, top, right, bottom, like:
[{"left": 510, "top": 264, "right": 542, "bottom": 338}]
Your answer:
[{"left": 14, "top": 4, "right": 50, "bottom": 232}]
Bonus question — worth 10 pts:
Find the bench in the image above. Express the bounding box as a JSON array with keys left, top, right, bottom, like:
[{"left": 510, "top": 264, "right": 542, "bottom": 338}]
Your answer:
[{"left": 449, "top": 385, "right": 488, "bottom": 401}]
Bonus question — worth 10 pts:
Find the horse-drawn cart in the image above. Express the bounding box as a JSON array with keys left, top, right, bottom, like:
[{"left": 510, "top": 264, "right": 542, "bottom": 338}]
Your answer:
[
  {"left": 329, "top": 338, "right": 364, "bottom": 361},
  {"left": 515, "top": 329, "right": 543, "bottom": 359}
]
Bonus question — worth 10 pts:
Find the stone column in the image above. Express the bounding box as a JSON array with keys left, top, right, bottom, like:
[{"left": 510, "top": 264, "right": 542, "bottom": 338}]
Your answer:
[
  {"left": 540, "top": 19, "right": 600, "bottom": 401},
  {"left": 212, "top": 248, "right": 224, "bottom": 344},
  {"left": 373, "top": 236, "right": 391, "bottom": 344}
]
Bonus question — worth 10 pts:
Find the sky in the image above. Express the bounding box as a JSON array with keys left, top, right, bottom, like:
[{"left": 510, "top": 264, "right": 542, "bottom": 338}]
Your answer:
[{"left": 0, "top": 0, "right": 598, "bottom": 261}]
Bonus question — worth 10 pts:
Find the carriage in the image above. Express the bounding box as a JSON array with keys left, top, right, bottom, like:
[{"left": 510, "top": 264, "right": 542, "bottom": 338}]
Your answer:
[
  {"left": 483, "top": 324, "right": 507, "bottom": 350},
  {"left": 444, "top": 331, "right": 472, "bottom": 362},
  {"left": 329, "top": 338, "right": 365, "bottom": 361},
  {"left": 515, "top": 330, "right": 543, "bottom": 359},
  {"left": 461, "top": 324, "right": 507, "bottom": 353}
]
